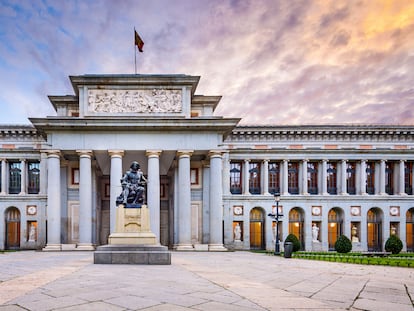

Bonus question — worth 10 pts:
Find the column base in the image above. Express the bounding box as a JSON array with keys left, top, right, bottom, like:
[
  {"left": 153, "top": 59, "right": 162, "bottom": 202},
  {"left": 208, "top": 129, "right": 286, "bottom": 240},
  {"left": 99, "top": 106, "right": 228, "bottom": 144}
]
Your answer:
[
  {"left": 42, "top": 244, "right": 62, "bottom": 251},
  {"left": 174, "top": 244, "right": 194, "bottom": 251},
  {"left": 76, "top": 243, "right": 95, "bottom": 251},
  {"left": 208, "top": 244, "right": 227, "bottom": 252}
]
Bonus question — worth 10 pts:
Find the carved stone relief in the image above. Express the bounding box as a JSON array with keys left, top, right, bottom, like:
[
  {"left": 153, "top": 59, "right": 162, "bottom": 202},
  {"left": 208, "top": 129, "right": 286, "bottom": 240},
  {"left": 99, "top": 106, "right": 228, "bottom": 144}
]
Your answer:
[{"left": 87, "top": 89, "right": 182, "bottom": 113}]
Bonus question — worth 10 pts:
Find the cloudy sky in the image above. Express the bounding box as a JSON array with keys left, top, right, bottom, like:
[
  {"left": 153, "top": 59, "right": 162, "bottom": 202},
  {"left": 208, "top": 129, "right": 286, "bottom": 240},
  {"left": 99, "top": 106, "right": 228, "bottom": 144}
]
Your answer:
[{"left": 0, "top": 0, "right": 413, "bottom": 125}]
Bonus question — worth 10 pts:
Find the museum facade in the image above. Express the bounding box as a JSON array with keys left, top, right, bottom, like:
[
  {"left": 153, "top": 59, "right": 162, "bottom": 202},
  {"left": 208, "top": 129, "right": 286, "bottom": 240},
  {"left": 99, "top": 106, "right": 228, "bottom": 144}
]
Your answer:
[{"left": 1, "top": 74, "right": 413, "bottom": 252}]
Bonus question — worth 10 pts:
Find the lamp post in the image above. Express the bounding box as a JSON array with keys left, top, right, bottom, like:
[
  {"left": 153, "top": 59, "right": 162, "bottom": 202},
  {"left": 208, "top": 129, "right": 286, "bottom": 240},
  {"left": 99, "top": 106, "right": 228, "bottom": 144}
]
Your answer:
[{"left": 268, "top": 193, "right": 283, "bottom": 255}]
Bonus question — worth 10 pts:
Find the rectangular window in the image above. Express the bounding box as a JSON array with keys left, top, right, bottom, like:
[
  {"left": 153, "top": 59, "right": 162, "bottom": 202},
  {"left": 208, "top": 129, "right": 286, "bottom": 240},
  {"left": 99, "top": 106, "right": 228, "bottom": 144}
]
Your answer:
[
  {"left": 307, "top": 162, "right": 318, "bottom": 195},
  {"left": 249, "top": 162, "right": 261, "bottom": 194},
  {"left": 230, "top": 162, "right": 242, "bottom": 194},
  {"left": 288, "top": 162, "right": 299, "bottom": 194},
  {"left": 405, "top": 162, "right": 413, "bottom": 195},
  {"left": 385, "top": 162, "right": 394, "bottom": 195},
  {"left": 347, "top": 162, "right": 356, "bottom": 195},
  {"left": 366, "top": 161, "right": 375, "bottom": 195},
  {"left": 327, "top": 162, "right": 337, "bottom": 194},
  {"left": 268, "top": 162, "right": 280, "bottom": 195},
  {"left": 9, "top": 162, "right": 21, "bottom": 194},
  {"left": 28, "top": 162, "right": 40, "bottom": 194}
]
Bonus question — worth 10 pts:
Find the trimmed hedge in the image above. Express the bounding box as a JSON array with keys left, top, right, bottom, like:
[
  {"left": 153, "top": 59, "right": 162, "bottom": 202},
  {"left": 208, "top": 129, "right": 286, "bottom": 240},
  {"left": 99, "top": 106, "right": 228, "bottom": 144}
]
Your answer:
[
  {"left": 335, "top": 235, "right": 352, "bottom": 253},
  {"left": 385, "top": 235, "right": 403, "bottom": 254}
]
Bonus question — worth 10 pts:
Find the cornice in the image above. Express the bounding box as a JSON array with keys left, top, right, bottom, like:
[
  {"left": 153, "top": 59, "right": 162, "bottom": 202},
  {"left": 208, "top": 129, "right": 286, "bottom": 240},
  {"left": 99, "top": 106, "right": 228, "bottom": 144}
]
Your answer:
[
  {"left": 69, "top": 74, "right": 201, "bottom": 96},
  {"left": 29, "top": 117, "right": 241, "bottom": 137},
  {"left": 227, "top": 125, "right": 414, "bottom": 142}
]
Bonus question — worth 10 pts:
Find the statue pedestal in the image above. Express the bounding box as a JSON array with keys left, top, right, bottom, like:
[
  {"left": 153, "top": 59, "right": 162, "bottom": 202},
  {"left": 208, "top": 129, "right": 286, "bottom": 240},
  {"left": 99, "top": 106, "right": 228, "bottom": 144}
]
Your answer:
[
  {"left": 94, "top": 204, "right": 171, "bottom": 265},
  {"left": 312, "top": 241, "right": 323, "bottom": 251}
]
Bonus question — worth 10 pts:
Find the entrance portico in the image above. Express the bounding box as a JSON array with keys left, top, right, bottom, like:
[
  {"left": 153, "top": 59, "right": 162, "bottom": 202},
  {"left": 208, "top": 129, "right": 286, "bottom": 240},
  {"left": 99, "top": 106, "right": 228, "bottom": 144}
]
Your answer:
[{"left": 30, "top": 74, "right": 240, "bottom": 251}]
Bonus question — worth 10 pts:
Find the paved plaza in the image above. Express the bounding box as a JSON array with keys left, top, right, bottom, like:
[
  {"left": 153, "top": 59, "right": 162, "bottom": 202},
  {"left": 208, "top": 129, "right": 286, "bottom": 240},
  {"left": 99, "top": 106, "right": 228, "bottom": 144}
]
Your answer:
[{"left": 0, "top": 250, "right": 413, "bottom": 311}]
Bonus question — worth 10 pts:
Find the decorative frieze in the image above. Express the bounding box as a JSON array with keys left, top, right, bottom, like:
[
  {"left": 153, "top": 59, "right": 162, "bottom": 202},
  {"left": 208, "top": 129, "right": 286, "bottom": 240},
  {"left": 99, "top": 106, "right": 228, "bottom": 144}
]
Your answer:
[{"left": 87, "top": 89, "right": 182, "bottom": 114}]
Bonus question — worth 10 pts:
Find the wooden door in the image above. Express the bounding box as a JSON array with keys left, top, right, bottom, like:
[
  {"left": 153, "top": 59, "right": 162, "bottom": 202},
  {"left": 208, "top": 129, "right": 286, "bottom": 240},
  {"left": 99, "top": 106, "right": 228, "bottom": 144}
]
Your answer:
[{"left": 6, "top": 221, "right": 20, "bottom": 249}]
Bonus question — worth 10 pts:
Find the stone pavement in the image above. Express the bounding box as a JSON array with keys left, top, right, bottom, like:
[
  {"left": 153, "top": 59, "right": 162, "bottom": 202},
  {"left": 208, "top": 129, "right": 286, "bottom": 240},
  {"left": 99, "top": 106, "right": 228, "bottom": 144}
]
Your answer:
[{"left": 0, "top": 251, "right": 413, "bottom": 311}]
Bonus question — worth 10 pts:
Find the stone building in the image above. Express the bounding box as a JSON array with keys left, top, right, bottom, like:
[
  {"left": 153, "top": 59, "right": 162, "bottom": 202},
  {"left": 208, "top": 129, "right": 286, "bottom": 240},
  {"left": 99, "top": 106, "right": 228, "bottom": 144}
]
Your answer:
[{"left": 1, "top": 73, "right": 413, "bottom": 252}]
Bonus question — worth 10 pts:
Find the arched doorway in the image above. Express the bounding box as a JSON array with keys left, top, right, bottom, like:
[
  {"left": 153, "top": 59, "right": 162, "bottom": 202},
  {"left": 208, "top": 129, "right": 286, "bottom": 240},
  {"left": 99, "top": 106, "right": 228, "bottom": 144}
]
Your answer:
[
  {"left": 367, "top": 208, "right": 383, "bottom": 251},
  {"left": 289, "top": 208, "right": 304, "bottom": 250},
  {"left": 5, "top": 207, "right": 21, "bottom": 249},
  {"left": 406, "top": 208, "right": 414, "bottom": 252},
  {"left": 328, "top": 208, "right": 343, "bottom": 250},
  {"left": 250, "top": 207, "right": 265, "bottom": 250}
]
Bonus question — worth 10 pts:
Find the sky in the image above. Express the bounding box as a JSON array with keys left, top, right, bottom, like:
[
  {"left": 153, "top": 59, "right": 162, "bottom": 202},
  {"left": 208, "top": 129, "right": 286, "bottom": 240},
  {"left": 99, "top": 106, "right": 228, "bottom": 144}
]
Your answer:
[{"left": 0, "top": 0, "right": 413, "bottom": 126}]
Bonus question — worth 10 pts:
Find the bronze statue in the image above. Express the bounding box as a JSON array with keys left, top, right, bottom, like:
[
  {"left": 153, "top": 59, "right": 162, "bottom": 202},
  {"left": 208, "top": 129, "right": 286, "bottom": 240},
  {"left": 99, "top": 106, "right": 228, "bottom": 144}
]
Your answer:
[{"left": 116, "top": 161, "right": 147, "bottom": 205}]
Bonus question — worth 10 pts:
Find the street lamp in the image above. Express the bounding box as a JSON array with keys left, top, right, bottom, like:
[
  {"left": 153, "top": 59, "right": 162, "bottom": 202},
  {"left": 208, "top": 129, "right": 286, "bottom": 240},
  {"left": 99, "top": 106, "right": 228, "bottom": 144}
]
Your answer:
[{"left": 268, "top": 193, "right": 283, "bottom": 255}]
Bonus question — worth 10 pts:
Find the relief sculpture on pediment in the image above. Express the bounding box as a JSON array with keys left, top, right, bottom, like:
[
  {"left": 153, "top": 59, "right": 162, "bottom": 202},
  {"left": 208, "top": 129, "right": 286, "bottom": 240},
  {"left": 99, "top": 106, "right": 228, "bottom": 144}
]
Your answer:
[{"left": 88, "top": 89, "right": 182, "bottom": 113}]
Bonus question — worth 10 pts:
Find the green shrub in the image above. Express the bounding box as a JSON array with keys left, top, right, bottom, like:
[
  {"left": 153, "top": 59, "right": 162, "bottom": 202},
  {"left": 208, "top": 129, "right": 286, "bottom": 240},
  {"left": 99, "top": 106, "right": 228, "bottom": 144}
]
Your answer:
[
  {"left": 385, "top": 235, "right": 403, "bottom": 254},
  {"left": 334, "top": 235, "right": 352, "bottom": 253},
  {"left": 284, "top": 234, "right": 301, "bottom": 252}
]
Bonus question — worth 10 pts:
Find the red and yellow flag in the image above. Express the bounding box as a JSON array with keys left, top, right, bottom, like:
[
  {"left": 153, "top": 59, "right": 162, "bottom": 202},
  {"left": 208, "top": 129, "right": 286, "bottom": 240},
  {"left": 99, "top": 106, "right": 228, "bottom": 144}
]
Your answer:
[{"left": 134, "top": 30, "right": 144, "bottom": 52}]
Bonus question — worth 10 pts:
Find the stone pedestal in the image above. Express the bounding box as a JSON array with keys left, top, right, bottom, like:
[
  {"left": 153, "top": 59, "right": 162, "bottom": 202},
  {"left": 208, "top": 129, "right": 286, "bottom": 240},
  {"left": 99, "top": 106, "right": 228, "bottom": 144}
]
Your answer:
[
  {"left": 352, "top": 242, "right": 363, "bottom": 252},
  {"left": 94, "top": 204, "right": 171, "bottom": 265},
  {"left": 312, "top": 241, "right": 323, "bottom": 251}
]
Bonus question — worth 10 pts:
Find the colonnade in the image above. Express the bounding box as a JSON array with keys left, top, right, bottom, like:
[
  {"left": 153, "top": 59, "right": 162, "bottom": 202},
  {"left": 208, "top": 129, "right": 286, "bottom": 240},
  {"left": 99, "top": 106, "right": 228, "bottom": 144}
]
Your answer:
[
  {"left": 226, "top": 158, "right": 413, "bottom": 196},
  {"left": 43, "top": 149, "right": 226, "bottom": 251}
]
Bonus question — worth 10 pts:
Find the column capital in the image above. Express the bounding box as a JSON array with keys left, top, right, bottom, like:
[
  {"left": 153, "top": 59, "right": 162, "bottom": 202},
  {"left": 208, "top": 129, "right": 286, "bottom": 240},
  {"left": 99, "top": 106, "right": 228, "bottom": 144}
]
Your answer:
[
  {"left": 360, "top": 159, "right": 367, "bottom": 163},
  {"left": 44, "top": 150, "right": 61, "bottom": 158},
  {"left": 108, "top": 150, "right": 124, "bottom": 157},
  {"left": 146, "top": 150, "right": 162, "bottom": 157},
  {"left": 208, "top": 150, "right": 223, "bottom": 158},
  {"left": 76, "top": 150, "right": 93, "bottom": 156},
  {"left": 177, "top": 150, "right": 193, "bottom": 157}
]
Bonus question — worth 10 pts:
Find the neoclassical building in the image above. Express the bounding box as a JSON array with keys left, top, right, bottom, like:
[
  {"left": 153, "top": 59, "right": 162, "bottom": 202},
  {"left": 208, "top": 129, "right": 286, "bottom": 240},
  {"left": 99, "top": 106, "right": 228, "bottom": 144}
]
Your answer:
[{"left": 1, "top": 73, "right": 413, "bottom": 252}]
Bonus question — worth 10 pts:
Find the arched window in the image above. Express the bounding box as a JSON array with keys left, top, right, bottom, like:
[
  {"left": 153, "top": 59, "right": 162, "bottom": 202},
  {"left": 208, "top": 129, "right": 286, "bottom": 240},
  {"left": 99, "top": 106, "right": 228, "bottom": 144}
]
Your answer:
[
  {"left": 328, "top": 208, "right": 343, "bottom": 250},
  {"left": 367, "top": 208, "right": 382, "bottom": 251},
  {"left": 250, "top": 207, "right": 265, "bottom": 250},
  {"left": 289, "top": 208, "right": 304, "bottom": 250},
  {"left": 5, "top": 207, "right": 21, "bottom": 249},
  {"left": 406, "top": 208, "right": 414, "bottom": 252}
]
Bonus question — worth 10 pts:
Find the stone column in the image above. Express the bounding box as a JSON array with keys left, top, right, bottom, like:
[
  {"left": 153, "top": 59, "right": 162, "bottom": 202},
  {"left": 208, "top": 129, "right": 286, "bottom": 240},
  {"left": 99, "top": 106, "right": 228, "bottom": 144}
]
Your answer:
[
  {"left": 0, "top": 159, "right": 6, "bottom": 195},
  {"left": 302, "top": 159, "right": 308, "bottom": 195},
  {"left": 379, "top": 159, "right": 386, "bottom": 195},
  {"left": 262, "top": 159, "right": 270, "bottom": 195},
  {"left": 109, "top": 150, "right": 124, "bottom": 233},
  {"left": 77, "top": 150, "right": 94, "bottom": 250},
  {"left": 209, "top": 151, "right": 226, "bottom": 251},
  {"left": 146, "top": 150, "right": 162, "bottom": 243},
  {"left": 399, "top": 160, "right": 406, "bottom": 195},
  {"left": 321, "top": 159, "right": 328, "bottom": 195},
  {"left": 282, "top": 159, "right": 289, "bottom": 195},
  {"left": 176, "top": 150, "right": 193, "bottom": 250},
  {"left": 19, "top": 159, "right": 26, "bottom": 195},
  {"left": 360, "top": 159, "right": 367, "bottom": 195},
  {"left": 243, "top": 159, "right": 250, "bottom": 195},
  {"left": 43, "top": 151, "right": 62, "bottom": 251},
  {"left": 341, "top": 160, "right": 347, "bottom": 195},
  {"left": 222, "top": 152, "right": 230, "bottom": 195}
]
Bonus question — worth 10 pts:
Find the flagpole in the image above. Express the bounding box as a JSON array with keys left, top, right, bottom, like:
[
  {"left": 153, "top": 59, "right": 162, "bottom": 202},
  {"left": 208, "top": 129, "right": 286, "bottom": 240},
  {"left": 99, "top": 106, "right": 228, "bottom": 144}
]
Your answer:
[{"left": 134, "top": 27, "right": 137, "bottom": 74}]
